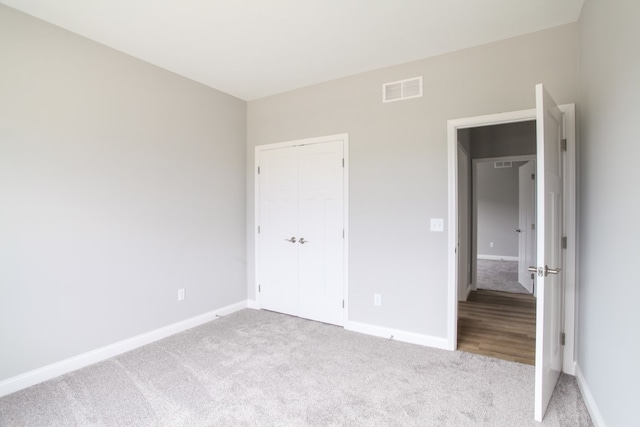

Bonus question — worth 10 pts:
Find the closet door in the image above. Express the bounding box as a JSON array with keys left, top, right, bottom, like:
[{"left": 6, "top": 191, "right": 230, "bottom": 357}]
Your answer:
[
  {"left": 258, "top": 146, "right": 299, "bottom": 317},
  {"left": 257, "top": 139, "right": 344, "bottom": 326},
  {"left": 298, "top": 141, "right": 344, "bottom": 325}
]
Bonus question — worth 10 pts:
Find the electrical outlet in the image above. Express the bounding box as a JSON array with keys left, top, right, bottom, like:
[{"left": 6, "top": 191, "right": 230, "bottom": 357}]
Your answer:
[
  {"left": 430, "top": 218, "right": 444, "bottom": 232},
  {"left": 490, "top": 242, "right": 494, "bottom": 248},
  {"left": 374, "top": 293, "right": 382, "bottom": 306},
  {"left": 178, "top": 288, "right": 185, "bottom": 301}
]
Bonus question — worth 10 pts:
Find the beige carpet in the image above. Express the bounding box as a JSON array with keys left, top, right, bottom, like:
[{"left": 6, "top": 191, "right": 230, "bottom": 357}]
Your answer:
[{"left": 0, "top": 309, "right": 591, "bottom": 426}]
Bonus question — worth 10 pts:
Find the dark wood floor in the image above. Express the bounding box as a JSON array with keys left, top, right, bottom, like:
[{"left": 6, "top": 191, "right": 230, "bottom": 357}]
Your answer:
[{"left": 458, "top": 290, "right": 536, "bottom": 365}]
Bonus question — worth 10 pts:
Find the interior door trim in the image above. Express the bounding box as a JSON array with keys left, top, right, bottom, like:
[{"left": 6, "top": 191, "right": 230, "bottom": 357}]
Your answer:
[{"left": 254, "top": 133, "right": 350, "bottom": 326}]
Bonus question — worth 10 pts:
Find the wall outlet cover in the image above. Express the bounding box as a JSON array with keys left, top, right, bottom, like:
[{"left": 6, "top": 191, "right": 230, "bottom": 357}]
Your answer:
[{"left": 430, "top": 218, "right": 444, "bottom": 232}]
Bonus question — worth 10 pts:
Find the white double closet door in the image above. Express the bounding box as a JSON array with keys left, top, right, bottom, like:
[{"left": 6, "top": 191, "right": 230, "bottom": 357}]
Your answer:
[{"left": 257, "top": 138, "right": 345, "bottom": 326}]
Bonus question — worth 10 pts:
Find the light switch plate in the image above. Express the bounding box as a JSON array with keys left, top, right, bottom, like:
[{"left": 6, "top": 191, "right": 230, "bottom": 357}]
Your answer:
[{"left": 430, "top": 218, "right": 444, "bottom": 232}]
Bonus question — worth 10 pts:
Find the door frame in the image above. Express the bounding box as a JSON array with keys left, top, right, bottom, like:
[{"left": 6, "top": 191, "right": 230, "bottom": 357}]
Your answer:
[
  {"left": 446, "top": 106, "right": 577, "bottom": 374},
  {"left": 471, "top": 154, "right": 536, "bottom": 294},
  {"left": 254, "top": 133, "right": 350, "bottom": 326}
]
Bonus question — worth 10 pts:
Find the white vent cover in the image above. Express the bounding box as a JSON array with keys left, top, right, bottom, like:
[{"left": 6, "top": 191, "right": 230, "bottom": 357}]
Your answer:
[
  {"left": 383, "top": 77, "right": 423, "bottom": 103},
  {"left": 494, "top": 161, "right": 513, "bottom": 168}
]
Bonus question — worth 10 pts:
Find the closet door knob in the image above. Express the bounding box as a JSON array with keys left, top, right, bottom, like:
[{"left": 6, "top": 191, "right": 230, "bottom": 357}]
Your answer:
[
  {"left": 299, "top": 237, "right": 309, "bottom": 244},
  {"left": 285, "top": 237, "right": 297, "bottom": 243}
]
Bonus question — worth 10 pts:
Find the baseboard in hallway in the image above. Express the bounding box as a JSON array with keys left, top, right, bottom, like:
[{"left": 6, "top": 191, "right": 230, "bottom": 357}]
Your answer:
[{"left": 458, "top": 290, "right": 536, "bottom": 365}]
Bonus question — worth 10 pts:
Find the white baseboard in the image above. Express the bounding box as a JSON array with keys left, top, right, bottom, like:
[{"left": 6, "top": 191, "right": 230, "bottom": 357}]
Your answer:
[
  {"left": 575, "top": 364, "right": 606, "bottom": 427},
  {"left": 477, "top": 254, "right": 519, "bottom": 261},
  {"left": 0, "top": 300, "right": 249, "bottom": 398},
  {"left": 345, "top": 321, "right": 449, "bottom": 350}
]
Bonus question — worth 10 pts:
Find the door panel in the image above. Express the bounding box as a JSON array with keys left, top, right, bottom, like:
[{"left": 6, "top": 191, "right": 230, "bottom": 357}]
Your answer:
[
  {"left": 298, "top": 142, "right": 344, "bottom": 325},
  {"left": 534, "top": 84, "right": 564, "bottom": 422},
  {"left": 258, "top": 148, "right": 299, "bottom": 316}
]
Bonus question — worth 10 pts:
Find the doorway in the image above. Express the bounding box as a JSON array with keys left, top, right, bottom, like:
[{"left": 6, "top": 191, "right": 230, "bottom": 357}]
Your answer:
[
  {"left": 446, "top": 98, "right": 577, "bottom": 421},
  {"left": 458, "top": 122, "right": 538, "bottom": 364},
  {"left": 473, "top": 156, "right": 536, "bottom": 296}
]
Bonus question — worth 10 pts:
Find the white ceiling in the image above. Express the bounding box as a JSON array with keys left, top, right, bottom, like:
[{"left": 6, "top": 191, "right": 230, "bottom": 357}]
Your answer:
[{"left": 1, "top": 0, "right": 585, "bottom": 100}]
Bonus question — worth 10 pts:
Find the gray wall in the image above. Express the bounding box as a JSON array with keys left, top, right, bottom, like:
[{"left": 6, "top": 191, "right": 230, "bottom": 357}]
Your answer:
[
  {"left": 577, "top": 0, "right": 640, "bottom": 424},
  {"left": 0, "top": 6, "right": 247, "bottom": 381},
  {"left": 470, "top": 121, "right": 536, "bottom": 159},
  {"left": 247, "top": 24, "right": 578, "bottom": 337},
  {"left": 475, "top": 162, "right": 519, "bottom": 258}
]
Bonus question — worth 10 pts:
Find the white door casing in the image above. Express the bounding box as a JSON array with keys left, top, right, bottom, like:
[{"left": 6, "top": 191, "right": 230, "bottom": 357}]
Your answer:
[
  {"left": 256, "top": 134, "right": 348, "bottom": 327},
  {"left": 534, "top": 84, "right": 564, "bottom": 422},
  {"left": 518, "top": 161, "right": 536, "bottom": 294}
]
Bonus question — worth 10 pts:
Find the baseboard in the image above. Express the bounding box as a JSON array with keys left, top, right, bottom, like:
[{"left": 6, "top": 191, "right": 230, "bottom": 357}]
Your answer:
[
  {"left": 0, "top": 300, "right": 249, "bottom": 398},
  {"left": 246, "top": 299, "right": 260, "bottom": 309},
  {"left": 575, "top": 364, "right": 607, "bottom": 427},
  {"left": 477, "top": 254, "right": 519, "bottom": 261},
  {"left": 345, "top": 321, "right": 449, "bottom": 350}
]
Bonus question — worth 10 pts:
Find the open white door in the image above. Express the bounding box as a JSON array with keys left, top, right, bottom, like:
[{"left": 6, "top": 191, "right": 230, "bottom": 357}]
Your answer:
[
  {"left": 533, "top": 84, "right": 564, "bottom": 421},
  {"left": 518, "top": 161, "right": 536, "bottom": 294}
]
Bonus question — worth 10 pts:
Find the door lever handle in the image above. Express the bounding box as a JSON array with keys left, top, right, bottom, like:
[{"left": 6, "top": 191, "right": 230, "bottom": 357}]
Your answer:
[
  {"left": 545, "top": 265, "right": 561, "bottom": 276},
  {"left": 528, "top": 266, "right": 562, "bottom": 277},
  {"left": 285, "top": 237, "right": 297, "bottom": 243},
  {"left": 299, "top": 237, "right": 309, "bottom": 244}
]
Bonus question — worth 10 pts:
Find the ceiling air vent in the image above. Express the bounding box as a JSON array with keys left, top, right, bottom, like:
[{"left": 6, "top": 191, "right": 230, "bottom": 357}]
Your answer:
[{"left": 383, "top": 76, "right": 423, "bottom": 103}]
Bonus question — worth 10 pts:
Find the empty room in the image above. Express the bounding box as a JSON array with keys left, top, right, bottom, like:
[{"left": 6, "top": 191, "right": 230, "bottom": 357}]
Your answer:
[{"left": 1, "top": 1, "right": 637, "bottom": 426}]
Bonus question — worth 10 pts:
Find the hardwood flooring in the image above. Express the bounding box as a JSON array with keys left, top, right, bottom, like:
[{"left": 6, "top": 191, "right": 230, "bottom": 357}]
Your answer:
[{"left": 458, "top": 290, "right": 536, "bottom": 365}]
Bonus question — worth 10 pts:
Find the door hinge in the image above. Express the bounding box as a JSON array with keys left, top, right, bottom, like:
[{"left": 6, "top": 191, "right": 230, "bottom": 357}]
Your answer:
[
  {"left": 561, "top": 139, "right": 567, "bottom": 152},
  {"left": 531, "top": 173, "right": 535, "bottom": 180},
  {"left": 258, "top": 285, "right": 261, "bottom": 293},
  {"left": 561, "top": 332, "right": 566, "bottom": 346},
  {"left": 342, "top": 158, "right": 344, "bottom": 168},
  {"left": 342, "top": 299, "right": 344, "bottom": 309},
  {"left": 257, "top": 166, "right": 261, "bottom": 174},
  {"left": 531, "top": 223, "right": 535, "bottom": 231},
  {"left": 561, "top": 236, "right": 567, "bottom": 249},
  {"left": 258, "top": 226, "right": 261, "bottom": 234},
  {"left": 342, "top": 229, "right": 345, "bottom": 238}
]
